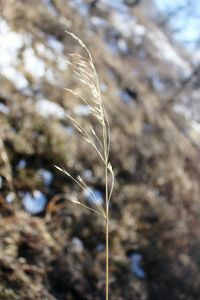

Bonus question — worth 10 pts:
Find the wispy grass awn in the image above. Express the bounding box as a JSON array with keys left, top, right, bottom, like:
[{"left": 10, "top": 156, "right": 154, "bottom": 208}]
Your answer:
[{"left": 55, "top": 31, "right": 114, "bottom": 300}]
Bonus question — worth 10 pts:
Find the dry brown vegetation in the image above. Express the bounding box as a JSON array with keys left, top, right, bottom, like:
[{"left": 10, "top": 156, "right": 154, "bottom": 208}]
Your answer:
[{"left": 1, "top": 0, "right": 200, "bottom": 299}]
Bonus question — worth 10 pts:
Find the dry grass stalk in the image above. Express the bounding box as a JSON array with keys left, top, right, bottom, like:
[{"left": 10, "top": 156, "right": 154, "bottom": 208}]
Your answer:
[{"left": 55, "top": 31, "right": 114, "bottom": 300}]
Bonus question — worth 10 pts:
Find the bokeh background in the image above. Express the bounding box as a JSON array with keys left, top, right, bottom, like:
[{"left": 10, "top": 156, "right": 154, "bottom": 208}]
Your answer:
[{"left": 1, "top": 0, "right": 200, "bottom": 299}]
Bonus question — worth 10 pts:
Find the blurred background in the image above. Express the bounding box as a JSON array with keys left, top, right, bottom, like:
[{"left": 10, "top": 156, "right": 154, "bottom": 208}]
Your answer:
[{"left": 1, "top": 0, "right": 200, "bottom": 299}]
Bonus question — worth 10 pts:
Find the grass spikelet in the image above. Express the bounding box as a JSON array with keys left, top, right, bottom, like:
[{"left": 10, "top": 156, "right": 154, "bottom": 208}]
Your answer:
[{"left": 55, "top": 32, "right": 114, "bottom": 300}]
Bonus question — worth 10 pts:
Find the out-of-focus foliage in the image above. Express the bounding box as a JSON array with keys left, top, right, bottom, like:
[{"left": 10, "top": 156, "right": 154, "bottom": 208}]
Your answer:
[
  {"left": 155, "top": 0, "right": 200, "bottom": 49},
  {"left": 1, "top": 0, "right": 200, "bottom": 299}
]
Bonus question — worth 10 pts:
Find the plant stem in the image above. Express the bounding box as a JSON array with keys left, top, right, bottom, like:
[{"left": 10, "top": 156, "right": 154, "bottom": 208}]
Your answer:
[
  {"left": 106, "top": 212, "right": 109, "bottom": 300},
  {"left": 105, "top": 161, "right": 109, "bottom": 300}
]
